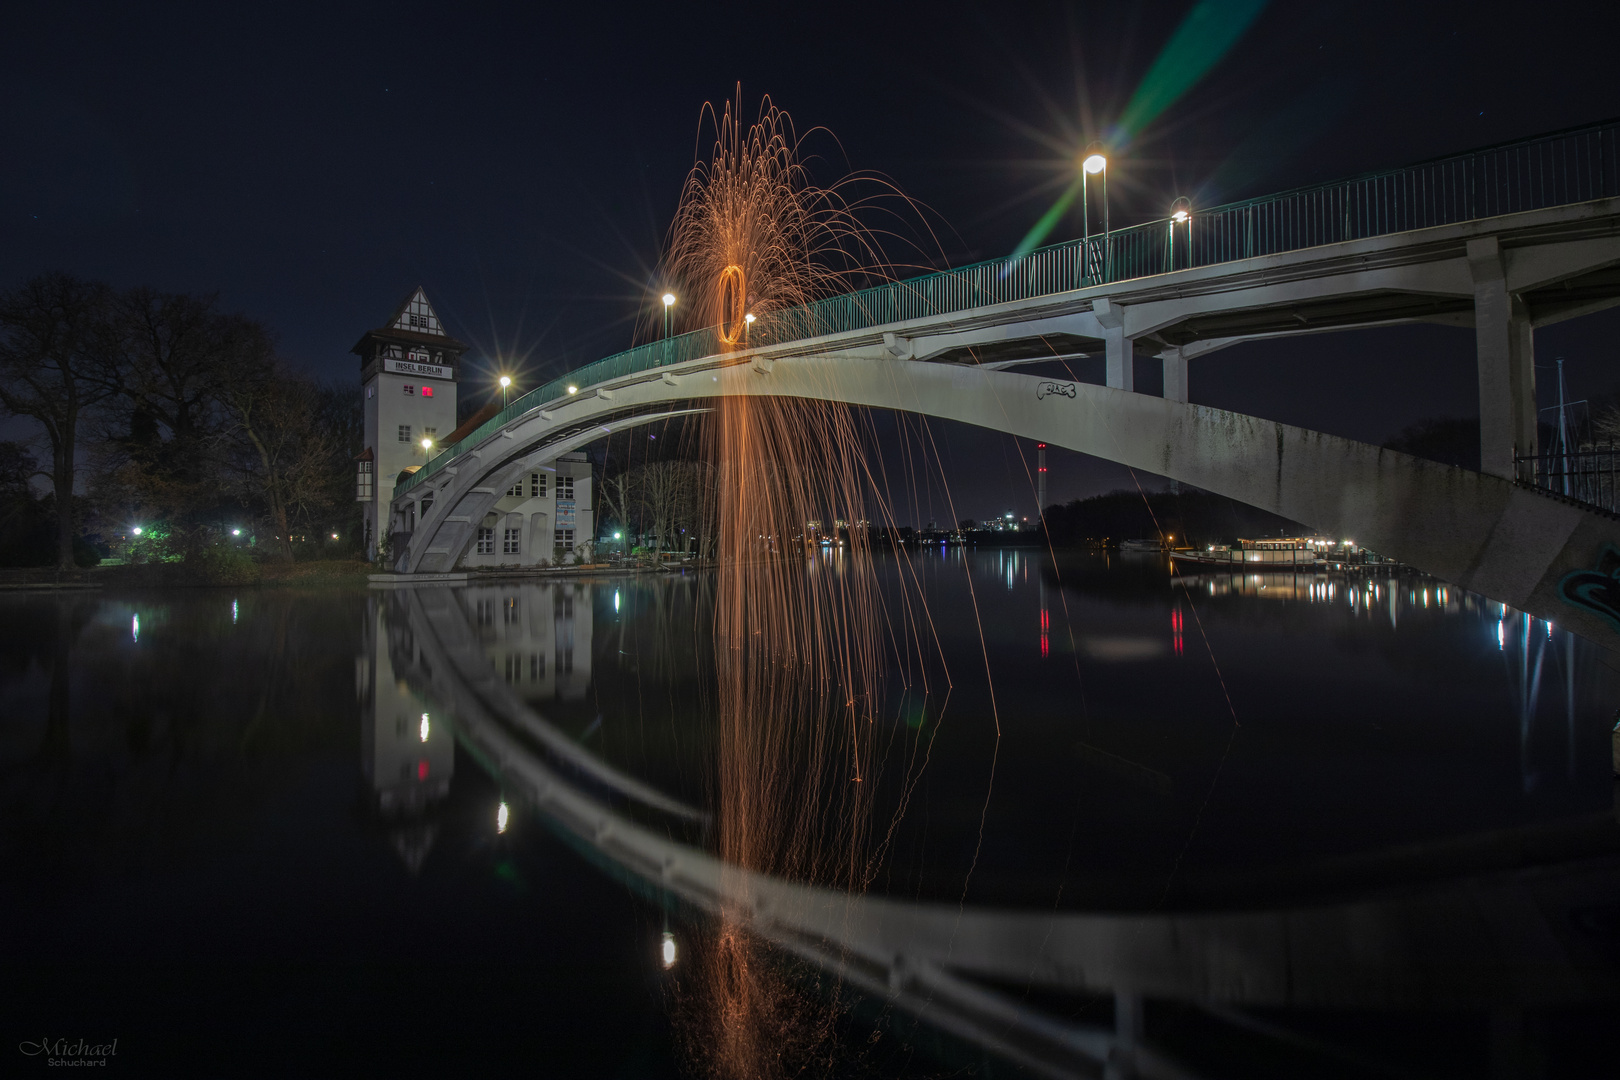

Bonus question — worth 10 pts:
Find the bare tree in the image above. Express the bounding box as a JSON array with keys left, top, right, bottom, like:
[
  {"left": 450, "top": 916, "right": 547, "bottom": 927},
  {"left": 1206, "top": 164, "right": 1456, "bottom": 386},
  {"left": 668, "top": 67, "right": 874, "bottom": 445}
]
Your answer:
[
  {"left": 218, "top": 362, "right": 345, "bottom": 561},
  {"left": 0, "top": 273, "right": 119, "bottom": 569}
]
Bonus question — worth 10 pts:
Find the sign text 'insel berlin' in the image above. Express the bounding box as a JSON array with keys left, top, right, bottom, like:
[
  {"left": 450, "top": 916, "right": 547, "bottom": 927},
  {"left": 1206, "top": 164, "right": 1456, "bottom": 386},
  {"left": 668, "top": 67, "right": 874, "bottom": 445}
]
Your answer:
[{"left": 383, "top": 358, "right": 452, "bottom": 380}]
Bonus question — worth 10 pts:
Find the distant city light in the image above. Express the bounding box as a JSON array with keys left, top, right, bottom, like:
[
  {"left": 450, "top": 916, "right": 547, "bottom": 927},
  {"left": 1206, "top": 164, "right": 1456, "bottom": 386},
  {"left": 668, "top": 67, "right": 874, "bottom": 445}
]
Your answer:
[
  {"left": 331, "top": 533, "right": 339, "bottom": 540},
  {"left": 497, "top": 802, "right": 509, "bottom": 834},
  {"left": 131, "top": 614, "right": 139, "bottom": 642},
  {"left": 660, "top": 931, "right": 677, "bottom": 969}
]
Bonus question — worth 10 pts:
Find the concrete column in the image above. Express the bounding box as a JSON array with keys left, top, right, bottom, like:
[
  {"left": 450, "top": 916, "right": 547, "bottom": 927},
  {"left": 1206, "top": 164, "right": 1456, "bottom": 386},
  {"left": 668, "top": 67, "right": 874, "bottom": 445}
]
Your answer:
[
  {"left": 1468, "top": 236, "right": 1536, "bottom": 479},
  {"left": 1104, "top": 991, "right": 1142, "bottom": 1080},
  {"left": 1161, "top": 349, "right": 1188, "bottom": 403},
  {"left": 1095, "top": 297, "right": 1134, "bottom": 391}
]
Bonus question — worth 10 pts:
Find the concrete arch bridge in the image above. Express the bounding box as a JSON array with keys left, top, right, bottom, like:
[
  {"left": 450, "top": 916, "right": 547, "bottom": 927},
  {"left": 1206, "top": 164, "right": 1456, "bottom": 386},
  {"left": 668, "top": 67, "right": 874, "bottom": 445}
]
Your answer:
[{"left": 390, "top": 121, "right": 1620, "bottom": 646}]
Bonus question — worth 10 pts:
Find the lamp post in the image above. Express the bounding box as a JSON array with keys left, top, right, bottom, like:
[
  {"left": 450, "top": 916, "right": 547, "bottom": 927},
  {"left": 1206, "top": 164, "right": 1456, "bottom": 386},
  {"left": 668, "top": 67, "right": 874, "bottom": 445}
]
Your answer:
[
  {"left": 499, "top": 375, "right": 512, "bottom": 409},
  {"left": 420, "top": 436, "right": 434, "bottom": 461},
  {"left": 1167, "top": 197, "right": 1192, "bottom": 271},
  {"left": 661, "top": 292, "right": 676, "bottom": 367},
  {"left": 743, "top": 311, "right": 755, "bottom": 345},
  {"left": 1082, "top": 142, "right": 1108, "bottom": 283}
]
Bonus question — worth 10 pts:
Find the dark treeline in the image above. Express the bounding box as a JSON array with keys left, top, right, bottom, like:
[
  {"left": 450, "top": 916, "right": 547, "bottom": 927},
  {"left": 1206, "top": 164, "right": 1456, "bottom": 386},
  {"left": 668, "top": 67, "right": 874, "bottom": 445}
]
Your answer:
[
  {"left": 0, "top": 272, "right": 359, "bottom": 570},
  {"left": 1040, "top": 489, "right": 1305, "bottom": 548}
]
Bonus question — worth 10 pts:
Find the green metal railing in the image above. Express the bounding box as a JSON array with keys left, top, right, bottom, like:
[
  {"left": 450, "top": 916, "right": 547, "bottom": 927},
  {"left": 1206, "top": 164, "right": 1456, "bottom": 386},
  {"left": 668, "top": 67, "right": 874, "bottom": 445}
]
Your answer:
[{"left": 396, "top": 117, "right": 1618, "bottom": 500}]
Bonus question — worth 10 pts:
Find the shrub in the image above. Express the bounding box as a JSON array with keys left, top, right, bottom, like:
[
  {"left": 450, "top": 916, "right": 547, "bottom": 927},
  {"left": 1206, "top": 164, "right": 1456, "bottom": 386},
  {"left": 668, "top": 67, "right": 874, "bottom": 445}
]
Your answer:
[{"left": 186, "top": 543, "right": 262, "bottom": 586}]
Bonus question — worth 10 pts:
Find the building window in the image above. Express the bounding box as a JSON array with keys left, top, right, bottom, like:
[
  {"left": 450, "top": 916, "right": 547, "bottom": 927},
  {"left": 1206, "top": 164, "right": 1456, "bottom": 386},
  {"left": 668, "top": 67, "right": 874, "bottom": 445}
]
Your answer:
[
  {"left": 555, "top": 528, "right": 574, "bottom": 547},
  {"left": 558, "top": 646, "right": 574, "bottom": 675},
  {"left": 503, "top": 528, "right": 520, "bottom": 554},
  {"left": 420, "top": 493, "right": 434, "bottom": 516},
  {"left": 366, "top": 386, "right": 374, "bottom": 399},
  {"left": 530, "top": 473, "right": 546, "bottom": 498},
  {"left": 409, "top": 313, "right": 428, "bottom": 329},
  {"left": 529, "top": 652, "right": 544, "bottom": 680},
  {"left": 476, "top": 528, "right": 494, "bottom": 554},
  {"left": 557, "top": 475, "right": 574, "bottom": 500},
  {"left": 421, "top": 386, "right": 434, "bottom": 398},
  {"left": 356, "top": 459, "right": 373, "bottom": 501},
  {"left": 476, "top": 599, "right": 495, "bottom": 626},
  {"left": 422, "top": 427, "right": 436, "bottom": 441},
  {"left": 403, "top": 385, "right": 415, "bottom": 395},
  {"left": 506, "top": 479, "right": 525, "bottom": 497},
  {"left": 504, "top": 654, "right": 520, "bottom": 684},
  {"left": 398, "top": 425, "right": 411, "bottom": 443}
]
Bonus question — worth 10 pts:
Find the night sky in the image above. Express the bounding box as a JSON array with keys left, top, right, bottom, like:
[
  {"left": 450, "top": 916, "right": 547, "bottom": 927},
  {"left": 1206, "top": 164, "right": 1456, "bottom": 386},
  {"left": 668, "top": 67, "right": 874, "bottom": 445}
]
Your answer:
[{"left": 4, "top": 2, "right": 1618, "bottom": 523}]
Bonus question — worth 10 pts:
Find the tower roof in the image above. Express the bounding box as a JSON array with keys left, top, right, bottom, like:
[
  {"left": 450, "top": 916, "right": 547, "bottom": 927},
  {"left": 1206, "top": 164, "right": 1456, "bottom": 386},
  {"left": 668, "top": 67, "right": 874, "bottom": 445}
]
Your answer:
[{"left": 351, "top": 286, "right": 470, "bottom": 357}]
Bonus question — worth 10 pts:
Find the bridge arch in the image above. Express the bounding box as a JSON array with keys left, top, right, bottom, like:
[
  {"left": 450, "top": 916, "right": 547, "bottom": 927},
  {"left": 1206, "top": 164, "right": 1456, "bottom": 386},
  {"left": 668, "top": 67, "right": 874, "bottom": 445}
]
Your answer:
[{"left": 392, "top": 349, "right": 1620, "bottom": 646}]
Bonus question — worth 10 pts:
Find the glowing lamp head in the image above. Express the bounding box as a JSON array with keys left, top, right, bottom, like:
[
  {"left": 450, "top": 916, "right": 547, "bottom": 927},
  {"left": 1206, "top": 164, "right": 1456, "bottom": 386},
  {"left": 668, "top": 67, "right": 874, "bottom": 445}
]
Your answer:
[
  {"left": 744, "top": 312, "right": 755, "bottom": 325},
  {"left": 1172, "top": 209, "right": 1189, "bottom": 223},
  {"left": 498, "top": 375, "right": 511, "bottom": 389},
  {"left": 231, "top": 528, "right": 241, "bottom": 536},
  {"left": 613, "top": 531, "right": 621, "bottom": 539},
  {"left": 496, "top": 801, "right": 509, "bottom": 834},
  {"left": 660, "top": 931, "right": 677, "bottom": 969},
  {"left": 567, "top": 385, "right": 578, "bottom": 395},
  {"left": 661, "top": 293, "right": 676, "bottom": 308},
  {"left": 1083, "top": 153, "right": 1106, "bottom": 174},
  {"left": 331, "top": 533, "right": 339, "bottom": 540},
  {"left": 132, "top": 526, "right": 143, "bottom": 536},
  {"left": 1170, "top": 196, "right": 1192, "bottom": 224},
  {"left": 420, "top": 437, "right": 433, "bottom": 450}
]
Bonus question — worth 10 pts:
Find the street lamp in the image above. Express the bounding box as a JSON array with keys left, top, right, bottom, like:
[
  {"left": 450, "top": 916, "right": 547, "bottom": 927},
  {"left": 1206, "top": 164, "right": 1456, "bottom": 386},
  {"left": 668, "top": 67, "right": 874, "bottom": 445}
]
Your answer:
[
  {"left": 498, "top": 374, "right": 512, "bottom": 408},
  {"left": 1081, "top": 142, "right": 1109, "bottom": 283},
  {"left": 660, "top": 292, "right": 676, "bottom": 367},
  {"left": 1167, "top": 197, "right": 1192, "bottom": 271},
  {"left": 743, "top": 310, "right": 755, "bottom": 344},
  {"left": 566, "top": 384, "right": 578, "bottom": 395},
  {"left": 420, "top": 436, "right": 434, "bottom": 459}
]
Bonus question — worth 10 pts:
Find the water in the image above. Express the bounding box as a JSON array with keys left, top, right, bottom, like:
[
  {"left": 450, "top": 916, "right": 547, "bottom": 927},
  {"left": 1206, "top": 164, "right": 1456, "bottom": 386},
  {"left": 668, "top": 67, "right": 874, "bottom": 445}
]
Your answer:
[{"left": 3, "top": 551, "right": 1617, "bottom": 1077}]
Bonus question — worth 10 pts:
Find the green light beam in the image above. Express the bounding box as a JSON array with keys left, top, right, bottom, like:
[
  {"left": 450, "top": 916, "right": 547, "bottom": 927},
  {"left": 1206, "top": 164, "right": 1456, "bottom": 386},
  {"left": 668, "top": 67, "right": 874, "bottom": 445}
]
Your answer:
[
  {"left": 1007, "top": 178, "right": 1082, "bottom": 264},
  {"left": 1115, "top": 0, "right": 1269, "bottom": 142}
]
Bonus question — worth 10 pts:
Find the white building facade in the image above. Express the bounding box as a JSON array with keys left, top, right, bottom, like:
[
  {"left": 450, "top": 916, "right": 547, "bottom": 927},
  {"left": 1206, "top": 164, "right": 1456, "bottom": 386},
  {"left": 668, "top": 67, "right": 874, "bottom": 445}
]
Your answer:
[{"left": 458, "top": 450, "right": 595, "bottom": 568}]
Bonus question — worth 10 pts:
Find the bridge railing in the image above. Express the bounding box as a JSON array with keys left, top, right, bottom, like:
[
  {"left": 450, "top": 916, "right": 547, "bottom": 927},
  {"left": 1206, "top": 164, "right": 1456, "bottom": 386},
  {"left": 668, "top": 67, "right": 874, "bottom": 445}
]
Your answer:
[
  {"left": 1516, "top": 443, "right": 1620, "bottom": 515},
  {"left": 394, "top": 118, "right": 1619, "bottom": 501}
]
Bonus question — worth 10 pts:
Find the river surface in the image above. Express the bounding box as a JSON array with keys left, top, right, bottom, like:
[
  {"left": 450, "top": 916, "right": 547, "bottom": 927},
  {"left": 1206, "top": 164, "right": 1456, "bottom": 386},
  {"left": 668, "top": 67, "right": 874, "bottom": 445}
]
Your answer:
[{"left": 3, "top": 549, "right": 1617, "bottom": 1077}]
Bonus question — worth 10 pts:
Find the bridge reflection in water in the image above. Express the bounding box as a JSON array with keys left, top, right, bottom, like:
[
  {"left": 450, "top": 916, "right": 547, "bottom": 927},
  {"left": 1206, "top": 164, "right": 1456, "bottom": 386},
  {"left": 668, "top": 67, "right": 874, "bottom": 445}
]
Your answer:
[{"left": 359, "top": 576, "right": 1619, "bottom": 1079}]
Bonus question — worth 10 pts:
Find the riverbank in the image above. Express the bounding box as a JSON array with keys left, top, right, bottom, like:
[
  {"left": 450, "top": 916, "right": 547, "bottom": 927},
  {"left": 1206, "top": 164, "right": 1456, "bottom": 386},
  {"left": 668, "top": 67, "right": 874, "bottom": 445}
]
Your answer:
[{"left": 0, "top": 560, "right": 377, "bottom": 590}]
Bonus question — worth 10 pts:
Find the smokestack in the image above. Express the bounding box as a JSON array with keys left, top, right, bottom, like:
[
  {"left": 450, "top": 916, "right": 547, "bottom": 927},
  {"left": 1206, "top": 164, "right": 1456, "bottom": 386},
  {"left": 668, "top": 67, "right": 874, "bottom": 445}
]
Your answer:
[{"left": 1037, "top": 442, "right": 1047, "bottom": 521}]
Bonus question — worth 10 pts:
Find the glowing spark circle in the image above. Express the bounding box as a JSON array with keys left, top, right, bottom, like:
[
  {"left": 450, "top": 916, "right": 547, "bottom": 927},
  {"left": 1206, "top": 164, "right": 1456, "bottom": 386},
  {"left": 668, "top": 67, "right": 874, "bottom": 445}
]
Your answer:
[{"left": 716, "top": 265, "right": 748, "bottom": 345}]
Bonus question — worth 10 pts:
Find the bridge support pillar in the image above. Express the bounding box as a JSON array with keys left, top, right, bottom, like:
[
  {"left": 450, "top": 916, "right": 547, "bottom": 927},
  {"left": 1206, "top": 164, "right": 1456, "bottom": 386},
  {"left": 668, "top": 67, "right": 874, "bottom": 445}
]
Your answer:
[
  {"left": 1096, "top": 298, "right": 1134, "bottom": 392},
  {"left": 1468, "top": 236, "right": 1537, "bottom": 479},
  {"left": 1161, "top": 349, "right": 1188, "bottom": 403}
]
